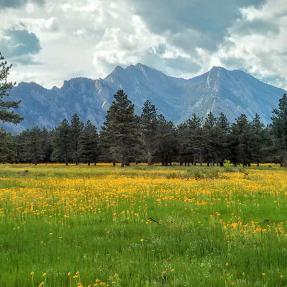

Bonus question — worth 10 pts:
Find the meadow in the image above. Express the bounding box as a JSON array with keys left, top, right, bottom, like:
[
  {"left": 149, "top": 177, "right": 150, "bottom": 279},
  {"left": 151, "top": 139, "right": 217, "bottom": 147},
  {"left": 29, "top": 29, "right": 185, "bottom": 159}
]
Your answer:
[{"left": 0, "top": 164, "right": 287, "bottom": 287}]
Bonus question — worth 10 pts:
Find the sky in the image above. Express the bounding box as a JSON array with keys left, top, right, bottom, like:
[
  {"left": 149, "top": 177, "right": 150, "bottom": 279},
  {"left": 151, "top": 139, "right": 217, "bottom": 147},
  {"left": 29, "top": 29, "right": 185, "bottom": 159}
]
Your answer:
[{"left": 1, "top": 0, "right": 287, "bottom": 88}]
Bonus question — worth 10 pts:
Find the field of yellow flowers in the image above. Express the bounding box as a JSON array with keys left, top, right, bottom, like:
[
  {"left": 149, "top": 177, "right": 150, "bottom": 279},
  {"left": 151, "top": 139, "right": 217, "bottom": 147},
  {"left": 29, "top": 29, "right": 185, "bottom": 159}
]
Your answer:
[{"left": 0, "top": 164, "right": 287, "bottom": 287}]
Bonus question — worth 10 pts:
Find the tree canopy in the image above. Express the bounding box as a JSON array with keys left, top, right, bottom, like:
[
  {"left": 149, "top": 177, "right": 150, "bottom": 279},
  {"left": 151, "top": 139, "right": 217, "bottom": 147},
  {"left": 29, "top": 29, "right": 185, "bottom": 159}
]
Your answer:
[
  {"left": 0, "top": 53, "right": 22, "bottom": 124},
  {"left": 0, "top": 89, "right": 286, "bottom": 167}
]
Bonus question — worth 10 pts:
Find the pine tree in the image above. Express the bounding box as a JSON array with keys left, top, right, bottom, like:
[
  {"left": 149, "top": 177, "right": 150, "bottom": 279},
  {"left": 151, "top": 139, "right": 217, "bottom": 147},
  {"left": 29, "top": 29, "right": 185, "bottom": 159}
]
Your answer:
[
  {"left": 188, "top": 114, "right": 204, "bottom": 165},
  {"left": 101, "top": 90, "right": 140, "bottom": 167},
  {"left": 20, "top": 127, "right": 46, "bottom": 164},
  {"left": 177, "top": 121, "right": 193, "bottom": 165},
  {"left": 271, "top": 94, "right": 287, "bottom": 166},
  {"left": 99, "top": 126, "right": 113, "bottom": 163},
  {"left": 70, "top": 114, "right": 84, "bottom": 165},
  {"left": 52, "top": 119, "right": 71, "bottom": 165},
  {"left": 250, "top": 114, "right": 265, "bottom": 166},
  {"left": 0, "top": 53, "right": 22, "bottom": 124},
  {"left": 79, "top": 120, "right": 99, "bottom": 165},
  {"left": 0, "top": 128, "right": 16, "bottom": 163},
  {"left": 263, "top": 126, "right": 277, "bottom": 163},
  {"left": 139, "top": 100, "right": 158, "bottom": 165},
  {"left": 15, "top": 132, "right": 26, "bottom": 162},
  {"left": 41, "top": 128, "right": 53, "bottom": 162},
  {"left": 230, "top": 114, "right": 252, "bottom": 166},
  {"left": 155, "top": 114, "right": 177, "bottom": 166},
  {"left": 203, "top": 112, "right": 217, "bottom": 166},
  {"left": 215, "top": 113, "right": 230, "bottom": 166}
]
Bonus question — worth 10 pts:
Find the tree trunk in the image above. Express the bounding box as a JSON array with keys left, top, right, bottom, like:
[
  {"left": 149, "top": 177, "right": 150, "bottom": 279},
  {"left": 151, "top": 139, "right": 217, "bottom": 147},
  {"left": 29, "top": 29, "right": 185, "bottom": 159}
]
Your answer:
[{"left": 147, "top": 152, "right": 153, "bottom": 166}]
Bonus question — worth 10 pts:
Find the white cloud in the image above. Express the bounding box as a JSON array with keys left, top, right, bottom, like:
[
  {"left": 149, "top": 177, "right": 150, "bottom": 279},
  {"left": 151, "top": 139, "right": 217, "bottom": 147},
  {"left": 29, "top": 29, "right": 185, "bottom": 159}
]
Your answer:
[
  {"left": 1, "top": 0, "right": 175, "bottom": 87},
  {"left": 0, "top": 0, "right": 286, "bottom": 89},
  {"left": 214, "top": 0, "right": 287, "bottom": 88}
]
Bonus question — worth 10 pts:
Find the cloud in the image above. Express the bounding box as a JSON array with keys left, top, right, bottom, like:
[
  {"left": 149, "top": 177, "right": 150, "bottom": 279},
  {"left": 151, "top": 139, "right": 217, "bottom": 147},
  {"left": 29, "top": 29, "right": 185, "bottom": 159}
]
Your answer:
[
  {"left": 215, "top": 0, "right": 287, "bottom": 88},
  {"left": 127, "top": 0, "right": 266, "bottom": 51},
  {"left": 233, "top": 19, "right": 279, "bottom": 35},
  {"left": 0, "top": 26, "right": 41, "bottom": 64},
  {"left": 0, "top": 0, "right": 286, "bottom": 89},
  {"left": 0, "top": 0, "right": 44, "bottom": 8}
]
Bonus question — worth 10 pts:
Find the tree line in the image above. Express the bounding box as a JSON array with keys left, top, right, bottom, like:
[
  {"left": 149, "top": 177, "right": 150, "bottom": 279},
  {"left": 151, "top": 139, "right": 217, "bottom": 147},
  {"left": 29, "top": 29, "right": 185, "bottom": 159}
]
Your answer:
[
  {"left": 1, "top": 89, "right": 287, "bottom": 167},
  {"left": 1, "top": 53, "right": 287, "bottom": 167}
]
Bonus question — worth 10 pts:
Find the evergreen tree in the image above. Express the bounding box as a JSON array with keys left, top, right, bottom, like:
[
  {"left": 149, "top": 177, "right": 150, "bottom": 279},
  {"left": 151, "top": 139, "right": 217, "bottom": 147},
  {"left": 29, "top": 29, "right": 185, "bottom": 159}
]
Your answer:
[
  {"left": 188, "top": 114, "right": 204, "bottom": 165},
  {"left": 20, "top": 127, "right": 46, "bottom": 164},
  {"left": 263, "top": 126, "right": 278, "bottom": 163},
  {"left": 1, "top": 88, "right": 285, "bottom": 166},
  {"left": 52, "top": 119, "right": 71, "bottom": 165},
  {"left": 14, "top": 132, "right": 26, "bottom": 162},
  {"left": 230, "top": 114, "right": 252, "bottom": 166},
  {"left": 177, "top": 121, "right": 193, "bottom": 165},
  {"left": 0, "top": 53, "right": 22, "bottom": 124},
  {"left": 271, "top": 94, "right": 287, "bottom": 166},
  {"left": 250, "top": 114, "right": 265, "bottom": 166},
  {"left": 70, "top": 114, "right": 84, "bottom": 165},
  {"left": 0, "top": 129, "right": 16, "bottom": 162},
  {"left": 203, "top": 112, "right": 217, "bottom": 166},
  {"left": 99, "top": 126, "right": 113, "bottom": 163},
  {"left": 139, "top": 100, "right": 158, "bottom": 165},
  {"left": 41, "top": 128, "right": 53, "bottom": 162},
  {"left": 155, "top": 114, "right": 177, "bottom": 166},
  {"left": 79, "top": 120, "right": 99, "bottom": 165},
  {"left": 134, "top": 114, "right": 145, "bottom": 164},
  {"left": 101, "top": 90, "right": 140, "bottom": 167},
  {"left": 215, "top": 113, "right": 230, "bottom": 166}
]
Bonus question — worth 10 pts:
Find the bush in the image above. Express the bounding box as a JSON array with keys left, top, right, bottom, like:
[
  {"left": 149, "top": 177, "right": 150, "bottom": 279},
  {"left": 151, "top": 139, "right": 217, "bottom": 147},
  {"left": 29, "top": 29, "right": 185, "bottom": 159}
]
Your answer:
[{"left": 166, "top": 167, "right": 220, "bottom": 180}]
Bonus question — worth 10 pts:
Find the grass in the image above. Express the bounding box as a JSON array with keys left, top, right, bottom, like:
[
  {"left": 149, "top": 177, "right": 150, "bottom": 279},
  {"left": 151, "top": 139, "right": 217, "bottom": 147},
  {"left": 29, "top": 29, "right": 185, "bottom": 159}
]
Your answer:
[{"left": 0, "top": 163, "right": 286, "bottom": 286}]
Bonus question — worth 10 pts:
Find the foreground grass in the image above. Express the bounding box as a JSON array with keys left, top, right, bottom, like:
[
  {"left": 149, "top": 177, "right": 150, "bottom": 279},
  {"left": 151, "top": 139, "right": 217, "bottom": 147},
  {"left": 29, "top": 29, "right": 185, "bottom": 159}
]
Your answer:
[{"left": 0, "top": 164, "right": 287, "bottom": 286}]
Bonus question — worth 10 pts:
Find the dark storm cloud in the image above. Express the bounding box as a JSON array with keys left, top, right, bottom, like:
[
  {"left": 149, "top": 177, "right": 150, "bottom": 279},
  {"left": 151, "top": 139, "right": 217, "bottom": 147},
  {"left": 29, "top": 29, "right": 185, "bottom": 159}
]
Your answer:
[
  {"left": 0, "top": 0, "right": 44, "bottom": 8},
  {"left": 128, "top": 0, "right": 266, "bottom": 50},
  {"left": 0, "top": 28, "right": 41, "bottom": 64}
]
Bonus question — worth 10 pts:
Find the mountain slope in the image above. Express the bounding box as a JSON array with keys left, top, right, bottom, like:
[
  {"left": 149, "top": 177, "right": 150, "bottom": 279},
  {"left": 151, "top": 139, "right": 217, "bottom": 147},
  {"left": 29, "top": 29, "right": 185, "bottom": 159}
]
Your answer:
[
  {"left": 5, "top": 64, "right": 285, "bottom": 132},
  {"left": 181, "top": 66, "right": 284, "bottom": 122}
]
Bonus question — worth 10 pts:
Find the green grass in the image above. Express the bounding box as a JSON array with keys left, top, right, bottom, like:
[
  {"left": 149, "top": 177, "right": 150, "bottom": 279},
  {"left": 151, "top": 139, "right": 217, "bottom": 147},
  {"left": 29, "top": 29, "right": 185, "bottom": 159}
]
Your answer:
[{"left": 0, "top": 164, "right": 286, "bottom": 286}]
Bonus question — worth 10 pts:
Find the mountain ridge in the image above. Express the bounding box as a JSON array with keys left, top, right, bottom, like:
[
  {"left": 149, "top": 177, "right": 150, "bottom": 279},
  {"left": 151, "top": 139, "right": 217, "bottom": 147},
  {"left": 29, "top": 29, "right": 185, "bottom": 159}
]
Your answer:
[{"left": 4, "top": 64, "right": 286, "bottom": 132}]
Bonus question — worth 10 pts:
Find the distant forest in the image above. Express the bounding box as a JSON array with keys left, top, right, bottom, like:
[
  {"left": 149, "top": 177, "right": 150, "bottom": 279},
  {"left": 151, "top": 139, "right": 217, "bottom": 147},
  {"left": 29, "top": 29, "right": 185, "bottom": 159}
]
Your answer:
[{"left": 1, "top": 53, "right": 287, "bottom": 167}]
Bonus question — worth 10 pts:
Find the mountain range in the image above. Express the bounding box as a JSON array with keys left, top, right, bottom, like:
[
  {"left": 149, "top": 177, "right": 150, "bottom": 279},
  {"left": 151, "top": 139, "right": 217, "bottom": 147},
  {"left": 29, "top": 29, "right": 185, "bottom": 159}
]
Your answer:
[{"left": 5, "top": 63, "right": 286, "bottom": 132}]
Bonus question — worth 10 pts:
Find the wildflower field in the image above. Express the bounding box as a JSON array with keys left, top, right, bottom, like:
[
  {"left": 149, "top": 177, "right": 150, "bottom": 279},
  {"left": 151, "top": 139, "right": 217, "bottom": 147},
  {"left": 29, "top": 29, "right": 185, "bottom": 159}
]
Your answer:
[{"left": 0, "top": 164, "right": 287, "bottom": 287}]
